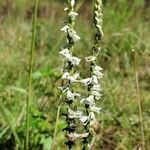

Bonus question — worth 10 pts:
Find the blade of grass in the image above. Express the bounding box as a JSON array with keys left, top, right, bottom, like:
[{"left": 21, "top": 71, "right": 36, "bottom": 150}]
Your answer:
[
  {"left": 25, "top": 0, "right": 38, "bottom": 149},
  {"left": 132, "top": 49, "right": 145, "bottom": 150},
  {"left": 0, "top": 100, "right": 22, "bottom": 148},
  {"left": 0, "top": 126, "right": 9, "bottom": 139},
  {"left": 51, "top": 105, "right": 61, "bottom": 150}
]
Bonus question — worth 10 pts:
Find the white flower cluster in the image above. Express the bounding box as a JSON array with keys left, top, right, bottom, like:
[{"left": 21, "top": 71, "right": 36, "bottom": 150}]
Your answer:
[
  {"left": 79, "top": 62, "right": 103, "bottom": 123},
  {"left": 59, "top": 0, "right": 104, "bottom": 148},
  {"left": 79, "top": 0, "right": 104, "bottom": 148},
  {"left": 59, "top": 0, "right": 89, "bottom": 148},
  {"left": 94, "top": 0, "right": 103, "bottom": 38}
]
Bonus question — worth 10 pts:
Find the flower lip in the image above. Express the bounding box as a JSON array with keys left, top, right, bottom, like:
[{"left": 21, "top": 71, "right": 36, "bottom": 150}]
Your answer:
[
  {"left": 70, "top": 0, "right": 75, "bottom": 7},
  {"left": 80, "top": 78, "right": 92, "bottom": 86},
  {"left": 85, "top": 56, "right": 97, "bottom": 62},
  {"left": 61, "top": 25, "right": 70, "bottom": 32},
  {"left": 68, "top": 12, "right": 78, "bottom": 20},
  {"left": 61, "top": 72, "right": 80, "bottom": 83}
]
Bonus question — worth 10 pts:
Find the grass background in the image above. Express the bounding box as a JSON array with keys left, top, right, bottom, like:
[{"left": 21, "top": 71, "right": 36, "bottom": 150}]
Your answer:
[{"left": 0, "top": 0, "right": 149, "bottom": 149}]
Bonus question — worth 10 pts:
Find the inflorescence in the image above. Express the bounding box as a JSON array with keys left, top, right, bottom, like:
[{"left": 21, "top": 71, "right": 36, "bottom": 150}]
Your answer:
[{"left": 59, "top": 0, "right": 103, "bottom": 149}]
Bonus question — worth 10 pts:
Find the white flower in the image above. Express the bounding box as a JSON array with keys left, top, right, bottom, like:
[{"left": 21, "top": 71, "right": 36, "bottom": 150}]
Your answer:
[
  {"left": 64, "top": 7, "right": 69, "bottom": 11},
  {"left": 61, "top": 72, "right": 80, "bottom": 83},
  {"left": 85, "top": 56, "right": 97, "bottom": 62},
  {"left": 66, "top": 90, "right": 80, "bottom": 101},
  {"left": 66, "top": 132, "right": 89, "bottom": 141},
  {"left": 70, "top": 56, "right": 81, "bottom": 66},
  {"left": 59, "top": 48, "right": 70, "bottom": 57},
  {"left": 91, "top": 84, "right": 101, "bottom": 92},
  {"left": 70, "top": 0, "right": 75, "bottom": 7},
  {"left": 79, "top": 112, "right": 98, "bottom": 126},
  {"left": 91, "top": 90, "right": 102, "bottom": 100},
  {"left": 91, "top": 75, "right": 99, "bottom": 85},
  {"left": 80, "top": 95, "right": 94, "bottom": 106},
  {"left": 90, "top": 106, "right": 101, "bottom": 114},
  {"left": 80, "top": 78, "right": 92, "bottom": 86},
  {"left": 62, "top": 72, "right": 70, "bottom": 79},
  {"left": 68, "top": 29, "right": 80, "bottom": 42},
  {"left": 89, "top": 112, "right": 98, "bottom": 126},
  {"left": 68, "top": 12, "right": 78, "bottom": 20},
  {"left": 79, "top": 115, "right": 88, "bottom": 125},
  {"left": 94, "top": 65, "right": 103, "bottom": 71},
  {"left": 61, "top": 27, "right": 80, "bottom": 42},
  {"left": 68, "top": 108, "right": 83, "bottom": 119},
  {"left": 96, "top": 24, "right": 103, "bottom": 34},
  {"left": 61, "top": 72, "right": 70, "bottom": 80},
  {"left": 61, "top": 25, "right": 70, "bottom": 32},
  {"left": 95, "top": 17, "right": 101, "bottom": 24},
  {"left": 93, "top": 65, "right": 103, "bottom": 79},
  {"left": 59, "top": 49, "right": 81, "bottom": 66},
  {"left": 67, "top": 90, "right": 75, "bottom": 101}
]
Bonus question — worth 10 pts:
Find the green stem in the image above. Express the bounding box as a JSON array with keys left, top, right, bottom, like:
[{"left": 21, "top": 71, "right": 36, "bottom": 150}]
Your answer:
[
  {"left": 132, "top": 49, "right": 145, "bottom": 150},
  {"left": 25, "top": 0, "right": 38, "bottom": 149},
  {"left": 51, "top": 105, "right": 61, "bottom": 150}
]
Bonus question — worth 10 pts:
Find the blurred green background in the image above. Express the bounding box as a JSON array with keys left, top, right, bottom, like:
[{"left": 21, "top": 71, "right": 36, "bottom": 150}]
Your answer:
[{"left": 0, "top": 0, "right": 149, "bottom": 149}]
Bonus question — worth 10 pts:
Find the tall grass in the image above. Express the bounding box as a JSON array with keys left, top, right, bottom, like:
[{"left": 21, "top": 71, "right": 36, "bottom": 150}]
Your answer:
[
  {"left": 0, "top": 101, "right": 22, "bottom": 149},
  {"left": 132, "top": 49, "right": 145, "bottom": 150},
  {"left": 25, "top": 0, "right": 38, "bottom": 149}
]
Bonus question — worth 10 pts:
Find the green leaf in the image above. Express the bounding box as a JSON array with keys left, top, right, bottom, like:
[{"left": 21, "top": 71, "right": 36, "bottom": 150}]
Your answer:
[{"left": 40, "top": 136, "right": 52, "bottom": 150}]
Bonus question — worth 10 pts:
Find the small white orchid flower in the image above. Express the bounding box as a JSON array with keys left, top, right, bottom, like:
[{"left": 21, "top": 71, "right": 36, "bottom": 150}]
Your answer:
[
  {"left": 91, "top": 84, "right": 101, "bottom": 92},
  {"left": 95, "top": 17, "right": 101, "bottom": 24},
  {"left": 68, "top": 72, "right": 80, "bottom": 82},
  {"left": 91, "top": 90, "right": 102, "bottom": 100},
  {"left": 67, "top": 90, "right": 75, "bottom": 101},
  {"left": 66, "top": 132, "right": 89, "bottom": 141},
  {"left": 70, "top": 56, "right": 81, "bottom": 66},
  {"left": 59, "top": 48, "right": 71, "bottom": 58},
  {"left": 80, "top": 112, "right": 98, "bottom": 126},
  {"left": 94, "top": 65, "right": 103, "bottom": 71},
  {"left": 66, "top": 90, "right": 80, "bottom": 101},
  {"left": 64, "top": 7, "right": 69, "bottom": 11},
  {"left": 61, "top": 72, "right": 80, "bottom": 83},
  {"left": 91, "top": 75, "right": 99, "bottom": 85},
  {"left": 79, "top": 115, "right": 88, "bottom": 125},
  {"left": 61, "top": 25, "right": 70, "bottom": 32},
  {"left": 70, "top": 0, "right": 75, "bottom": 7},
  {"left": 68, "top": 12, "right": 78, "bottom": 20},
  {"left": 59, "top": 49, "right": 81, "bottom": 66},
  {"left": 62, "top": 72, "right": 70, "bottom": 79},
  {"left": 93, "top": 65, "right": 103, "bottom": 79},
  {"left": 80, "top": 95, "right": 94, "bottom": 106},
  {"left": 89, "top": 112, "right": 98, "bottom": 126},
  {"left": 85, "top": 56, "right": 97, "bottom": 62},
  {"left": 68, "top": 29, "right": 81, "bottom": 42},
  {"left": 90, "top": 106, "right": 101, "bottom": 114},
  {"left": 68, "top": 108, "right": 83, "bottom": 119},
  {"left": 80, "top": 78, "right": 92, "bottom": 86}
]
